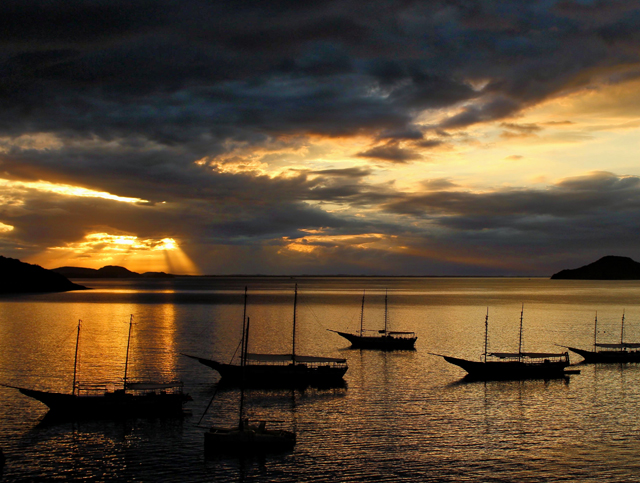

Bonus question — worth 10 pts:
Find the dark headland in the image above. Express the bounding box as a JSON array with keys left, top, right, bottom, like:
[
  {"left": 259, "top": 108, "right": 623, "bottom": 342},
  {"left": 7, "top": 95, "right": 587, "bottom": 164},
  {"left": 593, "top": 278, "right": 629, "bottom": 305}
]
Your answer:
[
  {"left": 52, "top": 266, "right": 174, "bottom": 279},
  {"left": 551, "top": 256, "right": 640, "bottom": 280},
  {"left": 0, "top": 256, "right": 87, "bottom": 293}
]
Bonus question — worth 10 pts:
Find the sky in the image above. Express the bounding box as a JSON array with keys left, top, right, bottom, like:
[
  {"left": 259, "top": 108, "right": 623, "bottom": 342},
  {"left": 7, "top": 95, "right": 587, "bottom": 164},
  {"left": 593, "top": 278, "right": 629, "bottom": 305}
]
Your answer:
[{"left": 2, "top": 0, "right": 640, "bottom": 276}]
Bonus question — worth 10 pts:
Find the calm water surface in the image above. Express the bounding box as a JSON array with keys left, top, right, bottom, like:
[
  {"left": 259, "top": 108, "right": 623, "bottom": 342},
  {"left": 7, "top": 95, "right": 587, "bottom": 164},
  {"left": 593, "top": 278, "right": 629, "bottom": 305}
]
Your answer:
[{"left": 2, "top": 277, "right": 640, "bottom": 481}]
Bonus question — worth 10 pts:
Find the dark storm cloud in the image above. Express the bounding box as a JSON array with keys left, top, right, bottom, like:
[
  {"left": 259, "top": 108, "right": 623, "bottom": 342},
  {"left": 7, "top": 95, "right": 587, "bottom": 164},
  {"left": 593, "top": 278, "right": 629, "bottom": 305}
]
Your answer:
[
  {"left": 440, "top": 96, "right": 523, "bottom": 129},
  {"left": 373, "top": 170, "right": 640, "bottom": 272},
  {"left": 2, "top": 0, "right": 638, "bottom": 143},
  {"left": 0, "top": 175, "right": 360, "bottom": 250},
  {"left": 382, "top": 171, "right": 640, "bottom": 220},
  {"left": 0, "top": 143, "right": 387, "bottom": 249}
]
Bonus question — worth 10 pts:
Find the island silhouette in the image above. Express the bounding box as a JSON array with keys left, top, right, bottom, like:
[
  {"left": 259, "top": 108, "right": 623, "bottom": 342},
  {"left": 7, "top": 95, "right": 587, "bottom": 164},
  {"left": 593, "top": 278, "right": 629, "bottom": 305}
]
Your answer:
[
  {"left": 0, "top": 256, "right": 87, "bottom": 293},
  {"left": 52, "top": 266, "right": 174, "bottom": 279},
  {"left": 551, "top": 256, "right": 640, "bottom": 280}
]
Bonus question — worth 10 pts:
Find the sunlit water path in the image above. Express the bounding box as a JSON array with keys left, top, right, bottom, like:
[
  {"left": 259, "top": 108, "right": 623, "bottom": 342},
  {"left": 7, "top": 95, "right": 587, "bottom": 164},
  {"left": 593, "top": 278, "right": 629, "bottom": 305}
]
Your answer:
[{"left": 2, "top": 277, "right": 640, "bottom": 481}]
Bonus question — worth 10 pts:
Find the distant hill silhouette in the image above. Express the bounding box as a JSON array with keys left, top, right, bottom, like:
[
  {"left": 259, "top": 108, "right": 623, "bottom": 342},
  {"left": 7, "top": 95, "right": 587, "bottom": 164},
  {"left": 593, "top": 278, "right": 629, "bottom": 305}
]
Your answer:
[
  {"left": 53, "top": 265, "right": 174, "bottom": 279},
  {"left": 0, "top": 256, "right": 87, "bottom": 293},
  {"left": 551, "top": 256, "right": 640, "bottom": 280}
]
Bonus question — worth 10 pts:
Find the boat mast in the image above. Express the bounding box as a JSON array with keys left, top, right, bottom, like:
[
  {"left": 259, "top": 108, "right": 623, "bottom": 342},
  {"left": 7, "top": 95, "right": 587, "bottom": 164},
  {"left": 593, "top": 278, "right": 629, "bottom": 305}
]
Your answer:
[
  {"left": 240, "top": 286, "right": 248, "bottom": 364},
  {"left": 621, "top": 310, "right": 625, "bottom": 345},
  {"left": 292, "top": 283, "right": 298, "bottom": 363},
  {"left": 124, "top": 314, "right": 133, "bottom": 388},
  {"left": 594, "top": 311, "right": 598, "bottom": 352},
  {"left": 239, "top": 316, "right": 250, "bottom": 428},
  {"left": 359, "top": 290, "right": 365, "bottom": 335},
  {"left": 72, "top": 319, "right": 81, "bottom": 396},
  {"left": 384, "top": 289, "right": 388, "bottom": 334},
  {"left": 518, "top": 304, "right": 524, "bottom": 362},
  {"left": 483, "top": 308, "right": 489, "bottom": 363}
]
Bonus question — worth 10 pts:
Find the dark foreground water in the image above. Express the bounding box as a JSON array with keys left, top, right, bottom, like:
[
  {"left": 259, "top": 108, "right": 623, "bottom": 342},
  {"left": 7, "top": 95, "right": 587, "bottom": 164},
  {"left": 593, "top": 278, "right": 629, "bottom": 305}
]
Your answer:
[{"left": 2, "top": 277, "right": 640, "bottom": 482}]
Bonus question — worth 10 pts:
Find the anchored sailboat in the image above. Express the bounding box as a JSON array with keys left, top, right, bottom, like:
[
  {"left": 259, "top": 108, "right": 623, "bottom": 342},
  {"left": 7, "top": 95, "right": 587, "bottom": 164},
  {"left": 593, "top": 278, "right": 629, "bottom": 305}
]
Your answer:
[
  {"left": 567, "top": 311, "right": 640, "bottom": 363},
  {"left": 6, "top": 316, "right": 190, "bottom": 419},
  {"left": 436, "top": 306, "right": 573, "bottom": 380},
  {"left": 184, "top": 285, "right": 348, "bottom": 388},
  {"left": 329, "top": 290, "right": 416, "bottom": 350},
  {"left": 204, "top": 316, "right": 296, "bottom": 454}
]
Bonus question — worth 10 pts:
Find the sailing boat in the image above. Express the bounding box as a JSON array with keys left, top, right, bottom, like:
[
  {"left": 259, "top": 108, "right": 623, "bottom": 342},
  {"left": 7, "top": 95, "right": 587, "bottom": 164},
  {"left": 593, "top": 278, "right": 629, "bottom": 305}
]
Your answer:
[
  {"left": 184, "top": 285, "right": 348, "bottom": 388},
  {"left": 204, "top": 316, "right": 296, "bottom": 454},
  {"left": 6, "top": 316, "right": 190, "bottom": 419},
  {"left": 329, "top": 290, "right": 417, "bottom": 350},
  {"left": 436, "top": 306, "right": 573, "bottom": 380},
  {"left": 567, "top": 311, "right": 640, "bottom": 363}
]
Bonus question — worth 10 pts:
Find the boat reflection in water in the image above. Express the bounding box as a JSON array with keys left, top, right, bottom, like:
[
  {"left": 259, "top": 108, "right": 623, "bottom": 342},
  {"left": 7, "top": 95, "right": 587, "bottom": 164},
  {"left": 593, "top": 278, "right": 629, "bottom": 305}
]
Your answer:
[
  {"left": 329, "top": 289, "right": 417, "bottom": 351},
  {"left": 5, "top": 316, "right": 190, "bottom": 420},
  {"left": 204, "top": 316, "right": 296, "bottom": 455},
  {"left": 436, "top": 306, "right": 575, "bottom": 381},
  {"left": 567, "top": 311, "right": 640, "bottom": 363},
  {"left": 185, "top": 285, "right": 347, "bottom": 388}
]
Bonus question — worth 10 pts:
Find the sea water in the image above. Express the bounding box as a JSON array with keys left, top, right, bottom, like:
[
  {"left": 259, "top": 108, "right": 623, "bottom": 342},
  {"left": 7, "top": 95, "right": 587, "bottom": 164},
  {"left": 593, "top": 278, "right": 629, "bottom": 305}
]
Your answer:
[{"left": 1, "top": 277, "right": 640, "bottom": 482}]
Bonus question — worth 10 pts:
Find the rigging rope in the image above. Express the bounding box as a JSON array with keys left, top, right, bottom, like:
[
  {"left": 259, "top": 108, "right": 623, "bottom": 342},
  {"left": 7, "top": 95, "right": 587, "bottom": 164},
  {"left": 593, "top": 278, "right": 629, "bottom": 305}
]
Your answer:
[
  {"left": 49, "top": 323, "right": 80, "bottom": 353},
  {"left": 298, "top": 293, "right": 361, "bottom": 331}
]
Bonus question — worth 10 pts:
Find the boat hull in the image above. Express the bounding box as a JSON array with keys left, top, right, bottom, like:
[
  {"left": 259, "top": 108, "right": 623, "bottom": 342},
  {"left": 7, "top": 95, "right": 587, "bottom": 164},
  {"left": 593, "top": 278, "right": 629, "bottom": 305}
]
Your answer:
[
  {"left": 205, "top": 426, "right": 296, "bottom": 454},
  {"left": 333, "top": 331, "right": 416, "bottom": 350},
  {"left": 189, "top": 356, "right": 347, "bottom": 388},
  {"left": 443, "top": 356, "right": 571, "bottom": 381},
  {"left": 17, "top": 387, "right": 188, "bottom": 419},
  {"left": 567, "top": 346, "right": 640, "bottom": 363}
]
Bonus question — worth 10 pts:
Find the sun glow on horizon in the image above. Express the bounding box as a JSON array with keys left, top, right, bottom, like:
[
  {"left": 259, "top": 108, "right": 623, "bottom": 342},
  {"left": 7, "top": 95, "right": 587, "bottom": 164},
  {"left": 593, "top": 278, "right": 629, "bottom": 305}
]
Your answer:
[{"left": 27, "top": 232, "right": 199, "bottom": 275}]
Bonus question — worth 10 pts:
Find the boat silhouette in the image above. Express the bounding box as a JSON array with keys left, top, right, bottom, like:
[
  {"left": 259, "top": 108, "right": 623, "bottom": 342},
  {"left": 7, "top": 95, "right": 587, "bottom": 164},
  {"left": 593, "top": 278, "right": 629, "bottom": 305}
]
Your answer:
[
  {"left": 184, "top": 285, "right": 348, "bottom": 388},
  {"left": 566, "top": 311, "right": 640, "bottom": 363},
  {"left": 435, "top": 306, "right": 574, "bottom": 380},
  {"left": 204, "top": 316, "right": 296, "bottom": 454},
  {"left": 329, "top": 289, "right": 416, "bottom": 350},
  {"left": 5, "top": 316, "right": 190, "bottom": 419}
]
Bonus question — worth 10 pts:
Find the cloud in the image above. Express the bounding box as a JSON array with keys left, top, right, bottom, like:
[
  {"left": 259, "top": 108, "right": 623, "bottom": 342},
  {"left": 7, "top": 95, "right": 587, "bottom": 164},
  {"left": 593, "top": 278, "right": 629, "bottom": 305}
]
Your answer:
[
  {"left": 419, "top": 178, "right": 460, "bottom": 191},
  {"left": 383, "top": 171, "right": 640, "bottom": 219},
  {"left": 2, "top": 2, "right": 640, "bottom": 275},
  {"left": 440, "top": 96, "right": 523, "bottom": 129},
  {"left": 415, "top": 139, "right": 447, "bottom": 149},
  {"left": 356, "top": 142, "right": 422, "bottom": 163},
  {"left": 500, "top": 122, "right": 543, "bottom": 134},
  {"left": 2, "top": 162, "right": 640, "bottom": 275},
  {"left": 1, "top": 0, "right": 637, "bottom": 145}
]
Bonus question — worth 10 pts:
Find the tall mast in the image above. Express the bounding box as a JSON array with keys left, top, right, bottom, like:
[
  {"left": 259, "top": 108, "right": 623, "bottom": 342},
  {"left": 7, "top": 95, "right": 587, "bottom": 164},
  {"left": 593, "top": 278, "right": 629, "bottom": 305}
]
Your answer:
[
  {"left": 239, "top": 316, "right": 250, "bottom": 428},
  {"left": 594, "top": 311, "right": 598, "bottom": 352},
  {"left": 292, "top": 283, "right": 298, "bottom": 362},
  {"left": 518, "top": 304, "right": 524, "bottom": 362},
  {"left": 483, "top": 308, "right": 489, "bottom": 363},
  {"left": 124, "top": 314, "right": 133, "bottom": 388},
  {"left": 241, "top": 286, "right": 248, "bottom": 364},
  {"left": 359, "top": 290, "right": 365, "bottom": 335},
  {"left": 384, "top": 289, "right": 388, "bottom": 334},
  {"left": 72, "top": 319, "right": 81, "bottom": 396},
  {"left": 621, "top": 310, "right": 625, "bottom": 345}
]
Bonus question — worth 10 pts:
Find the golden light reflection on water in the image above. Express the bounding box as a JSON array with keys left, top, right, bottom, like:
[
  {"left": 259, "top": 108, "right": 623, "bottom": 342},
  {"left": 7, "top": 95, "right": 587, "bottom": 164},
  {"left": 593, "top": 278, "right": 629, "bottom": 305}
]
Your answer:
[
  {"left": 0, "top": 300, "right": 182, "bottom": 396},
  {"left": 4, "top": 278, "right": 640, "bottom": 481},
  {"left": 71, "top": 306, "right": 140, "bottom": 388},
  {"left": 126, "top": 304, "right": 179, "bottom": 382}
]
